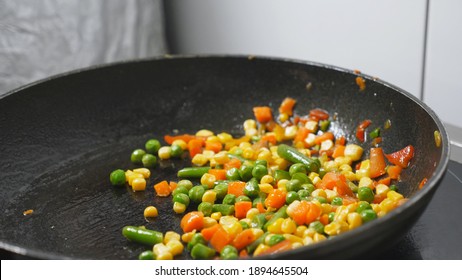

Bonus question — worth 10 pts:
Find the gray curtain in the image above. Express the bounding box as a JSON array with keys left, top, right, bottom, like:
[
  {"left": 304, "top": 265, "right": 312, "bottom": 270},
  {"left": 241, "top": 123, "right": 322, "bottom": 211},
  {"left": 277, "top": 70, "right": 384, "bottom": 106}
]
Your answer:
[{"left": 0, "top": 0, "right": 167, "bottom": 95}]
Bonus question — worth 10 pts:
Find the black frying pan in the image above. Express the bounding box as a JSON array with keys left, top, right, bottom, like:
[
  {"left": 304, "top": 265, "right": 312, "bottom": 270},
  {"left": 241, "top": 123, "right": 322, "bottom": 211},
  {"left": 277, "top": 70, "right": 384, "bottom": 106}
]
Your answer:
[{"left": 0, "top": 56, "right": 450, "bottom": 259}]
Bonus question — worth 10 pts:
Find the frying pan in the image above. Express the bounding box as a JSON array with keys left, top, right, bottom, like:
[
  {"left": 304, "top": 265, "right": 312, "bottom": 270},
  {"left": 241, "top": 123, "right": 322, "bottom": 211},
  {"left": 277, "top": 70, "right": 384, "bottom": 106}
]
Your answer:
[{"left": 0, "top": 55, "right": 449, "bottom": 259}]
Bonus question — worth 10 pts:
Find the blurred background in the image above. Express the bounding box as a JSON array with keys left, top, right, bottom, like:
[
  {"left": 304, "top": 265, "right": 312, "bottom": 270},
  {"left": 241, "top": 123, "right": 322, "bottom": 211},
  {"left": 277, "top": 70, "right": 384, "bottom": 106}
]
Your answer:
[{"left": 1, "top": 0, "right": 461, "bottom": 158}]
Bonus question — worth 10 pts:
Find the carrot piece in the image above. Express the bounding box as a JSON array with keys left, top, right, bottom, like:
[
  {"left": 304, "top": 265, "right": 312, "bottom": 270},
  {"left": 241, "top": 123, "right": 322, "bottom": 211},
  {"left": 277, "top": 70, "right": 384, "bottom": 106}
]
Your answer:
[
  {"left": 224, "top": 158, "right": 241, "bottom": 170},
  {"left": 264, "top": 189, "right": 286, "bottom": 209},
  {"left": 319, "top": 213, "right": 330, "bottom": 225},
  {"left": 235, "top": 201, "right": 252, "bottom": 219},
  {"left": 294, "top": 126, "right": 309, "bottom": 143},
  {"left": 227, "top": 181, "right": 246, "bottom": 197},
  {"left": 419, "top": 177, "right": 428, "bottom": 189},
  {"left": 369, "top": 147, "right": 387, "bottom": 178},
  {"left": 154, "top": 180, "right": 171, "bottom": 197},
  {"left": 377, "top": 176, "right": 391, "bottom": 186},
  {"left": 208, "top": 169, "right": 227, "bottom": 181},
  {"left": 253, "top": 106, "right": 273, "bottom": 123},
  {"left": 314, "top": 132, "right": 334, "bottom": 145},
  {"left": 386, "top": 145, "right": 415, "bottom": 168},
  {"left": 373, "top": 193, "right": 387, "bottom": 204},
  {"left": 232, "top": 229, "right": 256, "bottom": 251},
  {"left": 287, "top": 200, "right": 310, "bottom": 225},
  {"left": 341, "top": 196, "right": 359, "bottom": 205},
  {"left": 169, "top": 181, "right": 178, "bottom": 191},
  {"left": 332, "top": 145, "right": 345, "bottom": 158},
  {"left": 335, "top": 135, "right": 346, "bottom": 146},
  {"left": 356, "top": 76, "right": 366, "bottom": 91},
  {"left": 239, "top": 249, "right": 249, "bottom": 258},
  {"left": 261, "top": 239, "right": 292, "bottom": 255},
  {"left": 278, "top": 97, "right": 297, "bottom": 116},
  {"left": 387, "top": 165, "right": 402, "bottom": 180},
  {"left": 305, "top": 202, "right": 322, "bottom": 224},
  {"left": 205, "top": 141, "right": 222, "bottom": 153},
  {"left": 164, "top": 134, "right": 197, "bottom": 145},
  {"left": 356, "top": 119, "right": 371, "bottom": 143},
  {"left": 210, "top": 226, "right": 233, "bottom": 252},
  {"left": 201, "top": 224, "right": 221, "bottom": 241},
  {"left": 180, "top": 211, "right": 204, "bottom": 233},
  {"left": 309, "top": 108, "right": 330, "bottom": 121},
  {"left": 256, "top": 202, "right": 266, "bottom": 213},
  {"left": 188, "top": 138, "right": 204, "bottom": 158},
  {"left": 318, "top": 172, "right": 354, "bottom": 197},
  {"left": 261, "top": 134, "right": 277, "bottom": 145}
]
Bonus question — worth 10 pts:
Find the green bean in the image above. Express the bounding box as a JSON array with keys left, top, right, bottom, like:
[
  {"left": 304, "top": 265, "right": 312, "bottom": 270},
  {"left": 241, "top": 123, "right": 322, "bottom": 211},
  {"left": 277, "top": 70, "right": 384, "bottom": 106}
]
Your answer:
[
  {"left": 277, "top": 144, "right": 320, "bottom": 172},
  {"left": 222, "top": 194, "right": 236, "bottom": 205},
  {"left": 251, "top": 213, "right": 268, "bottom": 229},
  {"left": 191, "top": 243, "right": 216, "bottom": 259},
  {"left": 198, "top": 202, "right": 213, "bottom": 216},
  {"left": 177, "top": 167, "right": 211, "bottom": 178},
  {"left": 122, "top": 226, "right": 163, "bottom": 246},
  {"left": 247, "top": 232, "right": 269, "bottom": 254},
  {"left": 212, "top": 204, "right": 235, "bottom": 215},
  {"left": 138, "top": 250, "right": 154, "bottom": 260},
  {"left": 263, "top": 205, "right": 288, "bottom": 231},
  {"left": 244, "top": 178, "right": 260, "bottom": 198},
  {"left": 309, "top": 221, "right": 325, "bottom": 234},
  {"left": 267, "top": 234, "right": 285, "bottom": 246}
]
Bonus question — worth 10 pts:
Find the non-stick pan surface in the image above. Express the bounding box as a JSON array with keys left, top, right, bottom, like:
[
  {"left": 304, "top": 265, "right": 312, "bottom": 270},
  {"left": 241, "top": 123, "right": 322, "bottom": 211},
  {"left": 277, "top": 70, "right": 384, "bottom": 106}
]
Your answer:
[{"left": 0, "top": 56, "right": 449, "bottom": 259}]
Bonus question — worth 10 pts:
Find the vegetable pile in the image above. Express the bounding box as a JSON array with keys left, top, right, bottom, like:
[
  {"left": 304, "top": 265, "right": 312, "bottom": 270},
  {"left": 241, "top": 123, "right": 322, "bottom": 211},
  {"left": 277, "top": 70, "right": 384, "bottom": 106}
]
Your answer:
[{"left": 111, "top": 97, "right": 416, "bottom": 260}]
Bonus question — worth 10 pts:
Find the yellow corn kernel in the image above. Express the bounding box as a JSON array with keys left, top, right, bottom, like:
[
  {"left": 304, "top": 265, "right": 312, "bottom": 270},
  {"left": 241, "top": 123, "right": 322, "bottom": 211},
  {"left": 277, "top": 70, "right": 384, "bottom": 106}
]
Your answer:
[
  {"left": 292, "top": 242, "right": 304, "bottom": 250},
  {"left": 253, "top": 243, "right": 270, "bottom": 256},
  {"left": 344, "top": 144, "right": 364, "bottom": 161},
  {"left": 273, "top": 158, "right": 290, "bottom": 170},
  {"left": 144, "top": 206, "right": 158, "bottom": 218},
  {"left": 342, "top": 171, "right": 357, "bottom": 182},
  {"left": 214, "top": 151, "right": 229, "bottom": 164},
  {"left": 153, "top": 243, "right": 173, "bottom": 260},
  {"left": 217, "top": 132, "right": 233, "bottom": 143},
  {"left": 128, "top": 172, "right": 144, "bottom": 186},
  {"left": 371, "top": 203, "right": 381, "bottom": 213},
  {"left": 387, "top": 190, "right": 404, "bottom": 202},
  {"left": 321, "top": 203, "right": 333, "bottom": 214},
  {"left": 303, "top": 228, "right": 317, "bottom": 238},
  {"left": 304, "top": 133, "right": 317, "bottom": 147},
  {"left": 284, "top": 125, "right": 298, "bottom": 139},
  {"left": 250, "top": 228, "right": 264, "bottom": 239},
  {"left": 277, "top": 179, "right": 289, "bottom": 191},
  {"left": 308, "top": 172, "right": 319, "bottom": 182},
  {"left": 210, "top": 212, "right": 222, "bottom": 221},
  {"left": 165, "top": 239, "right": 184, "bottom": 256},
  {"left": 243, "top": 119, "right": 257, "bottom": 130},
  {"left": 377, "top": 210, "right": 387, "bottom": 218},
  {"left": 283, "top": 234, "right": 303, "bottom": 244},
  {"left": 267, "top": 217, "right": 284, "bottom": 234},
  {"left": 305, "top": 120, "right": 318, "bottom": 132},
  {"left": 320, "top": 139, "right": 334, "bottom": 152},
  {"left": 346, "top": 203, "right": 357, "bottom": 213},
  {"left": 379, "top": 198, "right": 397, "bottom": 214},
  {"left": 171, "top": 139, "right": 187, "bottom": 150},
  {"left": 202, "top": 190, "right": 217, "bottom": 203},
  {"left": 200, "top": 173, "right": 216, "bottom": 188},
  {"left": 347, "top": 212, "right": 362, "bottom": 230},
  {"left": 196, "top": 129, "right": 214, "bottom": 137},
  {"left": 242, "top": 147, "right": 255, "bottom": 159},
  {"left": 206, "top": 135, "right": 220, "bottom": 143},
  {"left": 173, "top": 201, "right": 186, "bottom": 214},
  {"left": 257, "top": 148, "right": 272, "bottom": 162},
  {"left": 338, "top": 163, "right": 353, "bottom": 173},
  {"left": 239, "top": 218, "right": 251, "bottom": 228},
  {"left": 181, "top": 230, "right": 196, "bottom": 243},
  {"left": 219, "top": 215, "right": 238, "bottom": 226},
  {"left": 279, "top": 112, "right": 289, "bottom": 123},
  {"left": 203, "top": 217, "right": 218, "bottom": 228},
  {"left": 323, "top": 160, "right": 338, "bottom": 172},
  {"left": 270, "top": 146, "right": 279, "bottom": 155},
  {"left": 335, "top": 156, "right": 353, "bottom": 167},
  {"left": 358, "top": 177, "right": 373, "bottom": 188},
  {"left": 125, "top": 170, "right": 134, "bottom": 182},
  {"left": 222, "top": 221, "right": 242, "bottom": 237},
  {"left": 246, "top": 208, "right": 260, "bottom": 220},
  {"left": 281, "top": 218, "right": 297, "bottom": 234},
  {"left": 293, "top": 141, "right": 305, "bottom": 149},
  {"left": 164, "top": 231, "right": 181, "bottom": 243},
  {"left": 324, "top": 190, "right": 338, "bottom": 202},
  {"left": 264, "top": 233, "right": 275, "bottom": 245},
  {"left": 191, "top": 153, "right": 208, "bottom": 166},
  {"left": 355, "top": 168, "right": 370, "bottom": 181},
  {"left": 334, "top": 206, "right": 349, "bottom": 222},
  {"left": 313, "top": 233, "right": 327, "bottom": 243},
  {"left": 312, "top": 189, "right": 327, "bottom": 199},
  {"left": 158, "top": 146, "right": 172, "bottom": 160},
  {"left": 245, "top": 128, "right": 258, "bottom": 137},
  {"left": 259, "top": 183, "right": 274, "bottom": 194},
  {"left": 260, "top": 175, "right": 274, "bottom": 185},
  {"left": 202, "top": 150, "right": 216, "bottom": 160},
  {"left": 132, "top": 177, "right": 146, "bottom": 191},
  {"left": 303, "top": 236, "right": 314, "bottom": 246},
  {"left": 375, "top": 184, "right": 390, "bottom": 196},
  {"left": 295, "top": 225, "right": 308, "bottom": 237},
  {"left": 133, "top": 168, "right": 151, "bottom": 179},
  {"left": 324, "top": 221, "right": 349, "bottom": 236}
]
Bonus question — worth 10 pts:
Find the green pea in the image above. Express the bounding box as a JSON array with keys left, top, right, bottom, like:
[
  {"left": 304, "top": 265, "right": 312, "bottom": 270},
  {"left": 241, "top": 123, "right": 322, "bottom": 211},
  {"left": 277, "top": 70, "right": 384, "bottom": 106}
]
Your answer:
[
  {"left": 221, "top": 245, "right": 238, "bottom": 260},
  {"left": 173, "top": 186, "right": 189, "bottom": 197},
  {"left": 291, "top": 172, "right": 311, "bottom": 184},
  {"left": 358, "top": 187, "right": 375, "bottom": 203},
  {"left": 226, "top": 167, "right": 241, "bottom": 181},
  {"left": 356, "top": 201, "right": 372, "bottom": 214},
  {"left": 170, "top": 144, "right": 183, "bottom": 157},
  {"left": 173, "top": 193, "right": 190, "bottom": 207},
  {"left": 214, "top": 183, "right": 228, "bottom": 200},
  {"left": 191, "top": 243, "right": 216, "bottom": 259},
  {"left": 286, "top": 179, "right": 302, "bottom": 192},
  {"left": 255, "top": 160, "right": 268, "bottom": 167},
  {"left": 267, "top": 234, "right": 285, "bottom": 246},
  {"left": 110, "top": 169, "right": 126, "bottom": 186},
  {"left": 328, "top": 212, "right": 335, "bottom": 222},
  {"left": 145, "top": 139, "right": 161, "bottom": 154},
  {"left": 239, "top": 220, "right": 250, "bottom": 230},
  {"left": 141, "top": 153, "right": 157, "bottom": 168},
  {"left": 131, "top": 149, "right": 146, "bottom": 164},
  {"left": 244, "top": 178, "right": 260, "bottom": 198},
  {"left": 177, "top": 179, "right": 193, "bottom": 190},
  {"left": 289, "top": 163, "right": 309, "bottom": 176},
  {"left": 189, "top": 185, "right": 206, "bottom": 204},
  {"left": 298, "top": 189, "right": 311, "bottom": 200},
  {"left": 252, "top": 164, "right": 268, "bottom": 181},
  {"left": 222, "top": 194, "right": 236, "bottom": 205},
  {"left": 309, "top": 221, "right": 325, "bottom": 234},
  {"left": 301, "top": 183, "right": 315, "bottom": 194},
  {"left": 236, "top": 195, "right": 251, "bottom": 202},
  {"left": 198, "top": 202, "right": 213, "bottom": 216},
  {"left": 331, "top": 197, "right": 343, "bottom": 206},
  {"left": 286, "top": 191, "right": 300, "bottom": 204},
  {"left": 360, "top": 209, "right": 377, "bottom": 223},
  {"left": 187, "top": 233, "right": 207, "bottom": 251},
  {"left": 239, "top": 165, "right": 254, "bottom": 182},
  {"left": 274, "top": 170, "right": 291, "bottom": 182},
  {"left": 138, "top": 250, "right": 154, "bottom": 260}
]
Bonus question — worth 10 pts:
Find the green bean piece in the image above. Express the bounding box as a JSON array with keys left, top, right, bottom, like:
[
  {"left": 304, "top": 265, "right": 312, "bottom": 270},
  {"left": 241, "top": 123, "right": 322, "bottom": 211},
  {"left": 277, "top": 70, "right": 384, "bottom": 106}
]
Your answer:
[
  {"left": 220, "top": 245, "right": 239, "bottom": 260},
  {"left": 212, "top": 204, "right": 235, "bottom": 216},
  {"left": 170, "top": 144, "right": 183, "bottom": 158},
  {"left": 252, "top": 164, "right": 268, "bottom": 181},
  {"left": 236, "top": 195, "right": 251, "bottom": 203},
  {"left": 198, "top": 202, "right": 213, "bottom": 216},
  {"left": 289, "top": 163, "right": 309, "bottom": 176},
  {"left": 277, "top": 144, "right": 320, "bottom": 172},
  {"left": 173, "top": 193, "right": 190, "bottom": 207},
  {"left": 172, "top": 185, "right": 189, "bottom": 197},
  {"left": 178, "top": 167, "right": 211, "bottom": 178},
  {"left": 309, "top": 221, "right": 325, "bottom": 234},
  {"left": 285, "top": 179, "right": 302, "bottom": 192},
  {"left": 358, "top": 187, "right": 374, "bottom": 203},
  {"left": 263, "top": 205, "right": 288, "bottom": 231},
  {"left": 318, "top": 167, "right": 327, "bottom": 179},
  {"left": 251, "top": 213, "right": 268, "bottom": 229},
  {"left": 356, "top": 201, "right": 372, "bottom": 214},
  {"left": 145, "top": 139, "right": 161, "bottom": 154},
  {"left": 286, "top": 191, "right": 300, "bottom": 204},
  {"left": 191, "top": 243, "right": 216, "bottom": 260},
  {"left": 247, "top": 232, "right": 269, "bottom": 254},
  {"left": 131, "top": 149, "right": 146, "bottom": 164},
  {"left": 291, "top": 172, "right": 311, "bottom": 185},
  {"left": 360, "top": 209, "right": 377, "bottom": 223},
  {"left": 228, "top": 153, "right": 246, "bottom": 162},
  {"left": 267, "top": 234, "right": 285, "bottom": 246},
  {"left": 244, "top": 178, "right": 260, "bottom": 198},
  {"left": 214, "top": 182, "right": 229, "bottom": 200},
  {"left": 222, "top": 194, "right": 236, "bottom": 205},
  {"left": 255, "top": 160, "right": 268, "bottom": 167},
  {"left": 274, "top": 170, "right": 291, "bottom": 182},
  {"left": 189, "top": 185, "right": 206, "bottom": 204},
  {"left": 226, "top": 167, "right": 241, "bottom": 181},
  {"left": 110, "top": 169, "right": 126, "bottom": 186},
  {"left": 298, "top": 189, "right": 311, "bottom": 201},
  {"left": 138, "top": 250, "right": 154, "bottom": 260},
  {"left": 122, "top": 226, "right": 163, "bottom": 246},
  {"left": 331, "top": 197, "right": 343, "bottom": 206},
  {"left": 141, "top": 153, "right": 157, "bottom": 168},
  {"left": 239, "top": 165, "right": 254, "bottom": 182},
  {"left": 187, "top": 233, "right": 207, "bottom": 251}
]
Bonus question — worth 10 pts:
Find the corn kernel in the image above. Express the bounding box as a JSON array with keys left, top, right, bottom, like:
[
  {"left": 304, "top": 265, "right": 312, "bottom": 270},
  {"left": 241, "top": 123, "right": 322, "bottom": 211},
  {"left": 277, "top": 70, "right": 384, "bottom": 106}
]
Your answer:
[
  {"left": 267, "top": 217, "right": 284, "bottom": 234},
  {"left": 343, "top": 171, "right": 357, "bottom": 182},
  {"left": 324, "top": 221, "right": 348, "bottom": 236},
  {"left": 284, "top": 125, "right": 298, "bottom": 139},
  {"left": 259, "top": 183, "right": 274, "bottom": 194},
  {"left": 344, "top": 144, "right": 364, "bottom": 161},
  {"left": 371, "top": 203, "right": 381, "bottom": 213},
  {"left": 335, "top": 156, "right": 353, "bottom": 166},
  {"left": 125, "top": 170, "right": 134, "bottom": 182},
  {"left": 304, "top": 133, "right": 317, "bottom": 147},
  {"left": 219, "top": 215, "right": 238, "bottom": 226},
  {"left": 171, "top": 139, "right": 187, "bottom": 150},
  {"left": 166, "top": 239, "right": 184, "bottom": 256},
  {"left": 253, "top": 243, "right": 270, "bottom": 256},
  {"left": 191, "top": 153, "right": 208, "bottom": 166},
  {"left": 243, "top": 119, "right": 257, "bottom": 130},
  {"left": 283, "top": 234, "right": 303, "bottom": 244},
  {"left": 295, "top": 225, "right": 308, "bottom": 237},
  {"left": 321, "top": 203, "right": 333, "bottom": 214},
  {"left": 202, "top": 150, "right": 216, "bottom": 159},
  {"left": 305, "top": 120, "right": 318, "bottom": 132},
  {"left": 245, "top": 128, "right": 258, "bottom": 137},
  {"left": 246, "top": 208, "right": 260, "bottom": 220},
  {"left": 173, "top": 202, "right": 186, "bottom": 214},
  {"left": 312, "top": 189, "right": 327, "bottom": 198},
  {"left": 323, "top": 160, "right": 338, "bottom": 172},
  {"left": 303, "top": 228, "right": 317, "bottom": 238},
  {"left": 153, "top": 243, "right": 173, "bottom": 260},
  {"left": 132, "top": 177, "right": 146, "bottom": 191},
  {"left": 164, "top": 231, "right": 181, "bottom": 243},
  {"left": 217, "top": 132, "right": 233, "bottom": 143},
  {"left": 277, "top": 179, "right": 289, "bottom": 191},
  {"left": 347, "top": 212, "right": 362, "bottom": 230},
  {"left": 222, "top": 221, "right": 242, "bottom": 237},
  {"left": 144, "top": 206, "right": 158, "bottom": 218},
  {"left": 292, "top": 242, "right": 304, "bottom": 249},
  {"left": 158, "top": 146, "right": 172, "bottom": 160},
  {"left": 387, "top": 190, "right": 404, "bottom": 201},
  {"left": 214, "top": 151, "right": 229, "bottom": 164},
  {"left": 133, "top": 168, "right": 151, "bottom": 179},
  {"left": 375, "top": 184, "right": 390, "bottom": 196},
  {"left": 281, "top": 218, "right": 297, "bottom": 234},
  {"left": 320, "top": 139, "right": 334, "bottom": 151},
  {"left": 380, "top": 198, "right": 397, "bottom": 213},
  {"left": 313, "top": 232, "right": 327, "bottom": 243},
  {"left": 273, "top": 158, "right": 290, "bottom": 170},
  {"left": 250, "top": 228, "right": 264, "bottom": 239},
  {"left": 128, "top": 172, "right": 144, "bottom": 186},
  {"left": 210, "top": 212, "right": 222, "bottom": 221},
  {"left": 200, "top": 173, "right": 216, "bottom": 188},
  {"left": 242, "top": 147, "right": 255, "bottom": 159},
  {"left": 355, "top": 168, "right": 370, "bottom": 180},
  {"left": 196, "top": 129, "right": 214, "bottom": 137},
  {"left": 181, "top": 230, "right": 196, "bottom": 243},
  {"left": 260, "top": 175, "right": 274, "bottom": 185},
  {"left": 202, "top": 190, "right": 217, "bottom": 203},
  {"left": 303, "top": 236, "right": 314, "bottom": 246},
  {"left": 257, "top": 148, "right": 272, "bottom": 162},
  {"left": 206, "top": 135, "right": 220, "bottom": 143},
  {"left": 324, "top": 190, "right": 338, "bottom": 202},
  {"left": 203, "top": 217, "right": 218, "bottom": 228},
  {"left": 308, "top": 172, "right": 319, "bottom": 182},
  {"left": 279, "top": 112, "right": 289, "bottom": 123},
  {"left": 358, "top": 177, "right": 373, "bottom": 188},
  {"left": 240, "top": 218, "right": 251, "bottom": 228}
]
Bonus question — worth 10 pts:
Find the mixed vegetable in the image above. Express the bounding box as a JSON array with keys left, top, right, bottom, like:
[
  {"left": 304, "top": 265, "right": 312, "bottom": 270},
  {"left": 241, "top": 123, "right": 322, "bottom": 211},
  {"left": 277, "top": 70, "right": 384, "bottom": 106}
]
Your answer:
[{"left": 111, "top": 97, "right": 417, "bottom": 260}]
